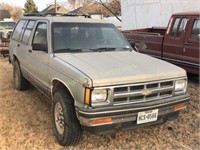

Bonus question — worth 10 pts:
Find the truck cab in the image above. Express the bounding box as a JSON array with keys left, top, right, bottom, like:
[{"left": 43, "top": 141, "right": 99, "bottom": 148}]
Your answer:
[{"left": 163, "top": 12, "right": 199, "bottom": 75}]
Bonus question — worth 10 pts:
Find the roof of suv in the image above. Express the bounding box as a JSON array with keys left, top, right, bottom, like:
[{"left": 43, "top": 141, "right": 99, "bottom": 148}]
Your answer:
[{"left": 22, "top": 15, "right": 109, "bottom": 24}]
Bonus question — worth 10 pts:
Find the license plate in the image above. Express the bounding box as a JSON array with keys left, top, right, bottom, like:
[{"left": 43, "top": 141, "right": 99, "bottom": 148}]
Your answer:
[{"left": 137, "top": 109, "right": 158, "bottom": 124}]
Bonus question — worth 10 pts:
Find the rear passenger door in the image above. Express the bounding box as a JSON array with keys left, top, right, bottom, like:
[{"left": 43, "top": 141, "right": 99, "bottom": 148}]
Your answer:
[
  {"left": 11, "top": 20, "right": 28, "bottom": 72},
  {"left": 163, "top": 16, "right": 190, "bottom": 64},
  {"left": 27, "top": 21, "right": 49, "bottom": 96},
  {"left": 183, "top": 17, "right": 200, "bottom": 74}
]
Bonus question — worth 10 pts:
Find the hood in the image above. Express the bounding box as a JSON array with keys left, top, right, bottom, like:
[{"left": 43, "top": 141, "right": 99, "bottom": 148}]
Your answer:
[{"left": 55, "top": 51, "right": 186, "bottom": 86}]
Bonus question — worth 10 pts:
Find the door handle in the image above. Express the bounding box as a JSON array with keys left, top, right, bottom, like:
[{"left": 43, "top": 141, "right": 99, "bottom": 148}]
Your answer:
[
  {"left": 184, "top": 42, "right": 193, "bottom": 45},
  {"left": 28, "top": 49, "right": 32, "bottom": 53}
]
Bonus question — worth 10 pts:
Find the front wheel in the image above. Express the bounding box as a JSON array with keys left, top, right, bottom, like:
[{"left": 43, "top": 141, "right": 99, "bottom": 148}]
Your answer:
[{"left": 52, "top": 89, "right": 82, "bottom": 146}]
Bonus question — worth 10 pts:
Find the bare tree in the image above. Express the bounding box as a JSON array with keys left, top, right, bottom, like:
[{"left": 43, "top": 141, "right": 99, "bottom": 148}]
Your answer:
[
  {"left": 99, "top": 0, "right": 121, "bottom": 21},
  {"left": 66, "top": 0, "right": 121, "bottom": 21},
  {"left": 0, "top": 2, "right": 23, "bottom": 21},
  {"left": 0, "top": 10, "right": 11, "bottom": 20}
]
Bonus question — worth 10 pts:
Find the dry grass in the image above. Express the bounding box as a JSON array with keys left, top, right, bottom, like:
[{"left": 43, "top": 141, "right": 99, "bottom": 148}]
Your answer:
[{"left": 0, "top": 57, "right": 199, "bottom": 149}]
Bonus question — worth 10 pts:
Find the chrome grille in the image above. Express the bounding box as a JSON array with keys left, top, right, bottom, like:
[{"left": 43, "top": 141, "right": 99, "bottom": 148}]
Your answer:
[{"left": 113, "top": 80, "right": 174, "bottom": 105}]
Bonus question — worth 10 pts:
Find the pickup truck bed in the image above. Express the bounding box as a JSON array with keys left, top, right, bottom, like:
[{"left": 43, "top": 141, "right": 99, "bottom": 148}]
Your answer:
[
  {"left": 124, "top": 27, "right": 166, "bottom": 35},
  {"left": 123, "top": 27, "right": 166, "bottom": 58}
]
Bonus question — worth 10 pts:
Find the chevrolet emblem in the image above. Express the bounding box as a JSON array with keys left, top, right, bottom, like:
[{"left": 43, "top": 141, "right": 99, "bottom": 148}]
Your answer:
[{"left": 142, "top": 89, "right": 152, "bottom": 96}]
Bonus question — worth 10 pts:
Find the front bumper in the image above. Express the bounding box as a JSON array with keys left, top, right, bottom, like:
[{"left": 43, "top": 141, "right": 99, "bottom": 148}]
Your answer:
[{"left": 76, "top": 94, "right": 190, "bottom": 134}]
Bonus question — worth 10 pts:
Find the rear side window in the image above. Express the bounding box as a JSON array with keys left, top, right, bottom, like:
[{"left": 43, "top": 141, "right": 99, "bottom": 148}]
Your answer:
[
  {"left": 171, "top": 18, "right": 180, "bottom": 37},
  {"left": 22, "top": 20, "right": 36, "bottom": 44},
  {"left": 177, "top": 18, "right": 188, "bottom": 37},
  {"left": 190, "top": 19, "right": 200, "bottom": 40},
  {"left": 12, "top": 20, "right": 27, "bottom": 41}
]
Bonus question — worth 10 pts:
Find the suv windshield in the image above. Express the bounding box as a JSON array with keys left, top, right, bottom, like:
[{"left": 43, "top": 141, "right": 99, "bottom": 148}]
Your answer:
[
  {"left": 0, "top": 22, "right": 16, "bottom": 30},
  {"left": 52, "top": 23, "right": 131, "bottom": 53}
]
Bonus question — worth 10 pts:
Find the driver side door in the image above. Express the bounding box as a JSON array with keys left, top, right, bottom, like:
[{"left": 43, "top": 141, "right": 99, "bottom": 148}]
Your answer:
[{"left": 27, "top": 21, "right": 50, "bottom": 96}]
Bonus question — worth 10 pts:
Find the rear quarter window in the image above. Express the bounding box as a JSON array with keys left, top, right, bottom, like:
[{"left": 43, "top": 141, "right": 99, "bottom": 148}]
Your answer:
[
  {"left": 12, "top": 20, "right": 27, "bottom": 41},
  {"left": 190, "top": 19, "right": 200, "bottom": 40}
]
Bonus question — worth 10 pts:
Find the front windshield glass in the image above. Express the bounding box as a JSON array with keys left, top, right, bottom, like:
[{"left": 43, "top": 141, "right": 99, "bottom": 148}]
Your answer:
[
  {"left": 52, "top": 23, "right": 131, "bottom": 53},
  {"left": 0, "top": 22, "right": 16, "bottom": 30}
]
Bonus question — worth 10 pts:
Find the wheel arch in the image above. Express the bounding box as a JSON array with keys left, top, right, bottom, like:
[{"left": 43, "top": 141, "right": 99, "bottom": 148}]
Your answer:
[
  {"left": 51, "top": 78, "right": 76, "bottom": 103},
  {"left": 12, "top": 54, "right": 19, "bottom": 64}
]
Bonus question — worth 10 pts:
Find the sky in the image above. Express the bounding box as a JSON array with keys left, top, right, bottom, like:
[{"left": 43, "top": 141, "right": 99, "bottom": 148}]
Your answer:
[{"left": 0, "top": 0, "right": 69, "bottom": 11}]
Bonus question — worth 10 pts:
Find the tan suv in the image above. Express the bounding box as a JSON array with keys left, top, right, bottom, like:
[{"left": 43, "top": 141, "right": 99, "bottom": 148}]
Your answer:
[{"left": 9, "top": 13, "right": 190, "bottom": 146}]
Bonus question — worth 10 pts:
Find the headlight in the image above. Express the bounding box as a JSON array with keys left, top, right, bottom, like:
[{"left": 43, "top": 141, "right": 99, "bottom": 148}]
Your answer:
[
  {"left": 91, "top": 89, "right": 109, "bottom": 106},
  {"left": 175, "top": 80, "right": 186, "bottom": 93},
  {"left": 92, "top": 89, "right": 107, "bottom": 103}
]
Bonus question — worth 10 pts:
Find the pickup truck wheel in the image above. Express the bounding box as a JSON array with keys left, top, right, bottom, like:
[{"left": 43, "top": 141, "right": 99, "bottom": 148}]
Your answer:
[
  {"left": 13, "top": 61, "right": 30, "bottom": 91},
  {"left": 53, "top": 90, "right": 82, "bottom": 146}
]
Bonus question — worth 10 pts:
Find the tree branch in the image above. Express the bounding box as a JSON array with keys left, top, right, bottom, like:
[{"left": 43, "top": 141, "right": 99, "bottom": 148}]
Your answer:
[{"left": 99, "top": 0, "right": 121, "bottom": 22}]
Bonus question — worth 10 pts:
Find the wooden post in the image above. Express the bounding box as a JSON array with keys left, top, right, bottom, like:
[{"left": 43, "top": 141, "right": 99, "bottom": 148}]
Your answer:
[{"left": 55, "top": 0, "right": 57, "bottom": 13}]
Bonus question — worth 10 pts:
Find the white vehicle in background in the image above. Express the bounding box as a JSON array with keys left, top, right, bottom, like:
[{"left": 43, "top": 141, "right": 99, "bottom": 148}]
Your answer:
[{"left": 0, "top": 21, "right": 16, "bottom": 57}]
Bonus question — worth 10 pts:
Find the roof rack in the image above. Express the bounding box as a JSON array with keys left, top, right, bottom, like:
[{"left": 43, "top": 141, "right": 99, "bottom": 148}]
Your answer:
[
  {"left": 63, "top": 13, "right": 91, "bottom": 18},
  {"left": 24, "top": 12, "right": 91, "bottom": 18}
]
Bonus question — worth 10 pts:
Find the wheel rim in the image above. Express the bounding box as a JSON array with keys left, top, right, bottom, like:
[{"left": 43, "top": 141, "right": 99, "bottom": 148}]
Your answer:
[{"left": 54, "top": 102, "right": 65, "bottom": 135}]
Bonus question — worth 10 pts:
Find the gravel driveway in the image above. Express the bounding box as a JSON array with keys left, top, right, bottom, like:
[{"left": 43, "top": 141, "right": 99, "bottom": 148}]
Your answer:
[{"left": 0, "top": 57, "right": 199, "bottom": 149}]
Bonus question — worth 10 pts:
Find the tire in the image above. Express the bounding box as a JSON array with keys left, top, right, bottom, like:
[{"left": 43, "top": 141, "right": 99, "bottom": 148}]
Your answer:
[
  {"left": 52, "top": 89, "right": 82, "bottom": 146},
  {"left": 13, "top": 60, "right": 30, "bottom": 91}
]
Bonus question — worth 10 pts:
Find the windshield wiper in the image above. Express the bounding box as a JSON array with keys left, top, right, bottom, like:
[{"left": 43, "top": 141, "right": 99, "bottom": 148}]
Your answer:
[
  {"left": 54, "top": 48, "right": 82, "bottom": 53},
  {"left": 120, "top": 47, "right": 134, "bottom": 51},
  {"left": 90, "top": 47, "right": 116, "bottom": 52}
]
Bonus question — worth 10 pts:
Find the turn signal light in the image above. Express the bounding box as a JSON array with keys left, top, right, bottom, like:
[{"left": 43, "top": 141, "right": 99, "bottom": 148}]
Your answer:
[
  {"left": 92, "top": 118, "right": 113, "bottom": 125},
  {"left": 84, "top": 88, "right": 91, "bottom": 105},
  {"left": 174, "top": 104, "right": 186, "bottom": 111}
]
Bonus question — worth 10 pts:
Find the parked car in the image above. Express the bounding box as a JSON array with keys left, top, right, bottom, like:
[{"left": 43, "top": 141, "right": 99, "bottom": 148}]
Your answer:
[
  {"left": 122, "top": 12, "right": 200, "bottom": 75},
  {"left": 9, "top": 13, "right": 190, "bottom": 146},
  {"left": 0, "top": 21, "right": 16, "bottom": 57}
]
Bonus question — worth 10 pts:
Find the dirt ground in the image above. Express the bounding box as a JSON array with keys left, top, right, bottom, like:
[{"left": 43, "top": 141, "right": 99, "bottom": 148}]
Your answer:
[{"left": 0, "top": 57, "right": 199, "bottom": 149}]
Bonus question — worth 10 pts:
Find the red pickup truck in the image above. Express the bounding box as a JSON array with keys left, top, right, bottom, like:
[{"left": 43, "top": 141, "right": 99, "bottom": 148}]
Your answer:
[{"left": 122, "top": 12, "right": 199, "bottom": 75}]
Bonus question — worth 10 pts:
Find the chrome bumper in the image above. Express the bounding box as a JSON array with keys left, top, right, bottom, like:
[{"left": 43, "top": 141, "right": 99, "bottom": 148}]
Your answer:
[{"left": 76, "top": 94, "right": 190, "bottom": 130}]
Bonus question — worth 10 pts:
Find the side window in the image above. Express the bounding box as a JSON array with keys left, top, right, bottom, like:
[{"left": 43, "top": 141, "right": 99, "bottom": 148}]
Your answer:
[
  {"left": 22, "top": 20, "right": 36, "bottom": 44},
  {"left": 32, "top": 22, "right": 47, "bottom": 49},
  {"left": 12, "top": 20, "right": 27, "bottom": 41},
  {"left": 166, "top": 18, "right": 173, "bottom": 34},
  {"left": 171, "top": 18, "right": 180, "bottom": 37},
  {"left": 190, "top": 19, "right": 200, "bottom": 40},
  {"left": 177, "top": 18, "right": 188, "bottom": 37}
]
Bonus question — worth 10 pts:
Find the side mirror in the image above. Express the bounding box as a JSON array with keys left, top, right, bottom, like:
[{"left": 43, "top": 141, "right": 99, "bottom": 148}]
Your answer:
[
  {"left": 131, "top": 42, "right": 135, "bottom": 47},
  {"left": 131, "top": 42, "right": 139, "bottom": 52},
  {"left": 32, "top": 43, "right": 47, "bottom": 52}
]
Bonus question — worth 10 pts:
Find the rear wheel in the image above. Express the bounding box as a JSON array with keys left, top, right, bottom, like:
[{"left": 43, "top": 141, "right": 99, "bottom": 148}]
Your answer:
[
  {"left": 52, "top": 89, "right": 82, "bottom": 146},
  {"left": 13, "top": 60, "right": 30, "bottom": 91}
]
